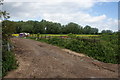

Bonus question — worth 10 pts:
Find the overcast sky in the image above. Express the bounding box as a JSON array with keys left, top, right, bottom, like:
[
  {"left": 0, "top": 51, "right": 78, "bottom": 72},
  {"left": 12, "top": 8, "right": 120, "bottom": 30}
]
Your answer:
[{"left": 2, "top": 0, "right": 119, "bottom": 32}]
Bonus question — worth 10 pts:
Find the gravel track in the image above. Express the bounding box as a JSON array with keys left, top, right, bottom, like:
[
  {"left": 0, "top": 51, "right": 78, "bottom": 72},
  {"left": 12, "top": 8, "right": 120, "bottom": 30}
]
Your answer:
[{"left": 4, "top": 38, "right": 118, "bottom": 78}]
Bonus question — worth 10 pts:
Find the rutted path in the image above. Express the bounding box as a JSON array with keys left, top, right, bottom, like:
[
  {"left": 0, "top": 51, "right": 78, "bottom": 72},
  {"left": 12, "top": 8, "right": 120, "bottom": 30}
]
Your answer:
[{"left": 4, "top": 38, "right": 118, "bottom": 78}]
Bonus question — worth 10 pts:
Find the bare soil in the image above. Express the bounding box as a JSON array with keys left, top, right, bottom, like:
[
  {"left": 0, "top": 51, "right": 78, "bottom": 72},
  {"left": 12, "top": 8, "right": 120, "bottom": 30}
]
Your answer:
[{"left": 4, "top": 38, "right": 118, "bottom": 78}]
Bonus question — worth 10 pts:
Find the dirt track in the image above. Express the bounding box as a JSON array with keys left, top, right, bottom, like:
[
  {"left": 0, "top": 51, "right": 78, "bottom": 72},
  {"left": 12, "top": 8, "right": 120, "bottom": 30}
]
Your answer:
[{"left": 4, "top": 38, "right": 118, "bottom": 78}]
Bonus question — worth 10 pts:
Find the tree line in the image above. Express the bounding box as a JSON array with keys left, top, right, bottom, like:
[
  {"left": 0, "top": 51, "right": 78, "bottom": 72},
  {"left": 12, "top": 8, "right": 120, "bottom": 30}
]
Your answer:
[{"left": 3, "top": 20, "right": 114, "bottom": 34}]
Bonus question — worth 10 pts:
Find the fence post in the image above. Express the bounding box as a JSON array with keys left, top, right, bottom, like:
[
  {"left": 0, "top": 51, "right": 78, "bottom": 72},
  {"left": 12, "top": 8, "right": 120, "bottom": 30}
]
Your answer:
[{"left": 7, "top": 42, "right": 10, "bottom": 51}]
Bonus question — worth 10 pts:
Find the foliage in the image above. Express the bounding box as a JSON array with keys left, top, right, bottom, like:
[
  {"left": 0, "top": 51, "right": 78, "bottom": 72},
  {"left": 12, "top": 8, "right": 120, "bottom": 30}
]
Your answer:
[
  {"left": 62, "top": 22, "right": 82, "bottom": 34},
  {"left": 83, "top": 25, "right": 98, "bottom": 34},
  {"left": 2, "top": 50, "right": 18, "bottom": 76},
  {"left": 1, "top": 1, "right": 18, "bottom": 77},
  {"left": 4, "top": 20, "right": 102, "bottom": 34},
  {"left": 5, "top": 19, "right": 116, "bottom": 35},
  {"left": 34, "top": 33, "right": 118, "bottom": 64},
  {"left": 101, "top": 30, "right": 113, "bottom": 34},
  {"left": 67, "top": 33, "right": 76, "bottom": 38},
  {"left": 2, "top": 20, "right": 16, "bottom": 40},
  {"left": 2, "top": 39, "right": 18, "bottom": 77},
  {"left": 2, "top": 38, "right": 18, "bottom": 76},
  {"left": 47, "top": 37, "right": 66, "bottom": 47}
]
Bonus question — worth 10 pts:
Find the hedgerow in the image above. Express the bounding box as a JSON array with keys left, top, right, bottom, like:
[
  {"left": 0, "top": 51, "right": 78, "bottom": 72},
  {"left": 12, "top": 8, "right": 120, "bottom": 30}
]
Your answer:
[
  {"left": 34, "top": 33, "right": 118, "bottom": 64},
  {"left": 2, "top": 51, "right": 18, "bottom": 76},
  {"left": 2, "top": 40, "right": 18, "bottom": 76}
]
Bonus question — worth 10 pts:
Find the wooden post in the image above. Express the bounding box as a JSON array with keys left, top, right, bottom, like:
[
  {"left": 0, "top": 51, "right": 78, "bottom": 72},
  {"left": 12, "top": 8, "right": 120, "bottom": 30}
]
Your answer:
[{"left": 7, "top": 42, "right": 10, "bottom": 51}]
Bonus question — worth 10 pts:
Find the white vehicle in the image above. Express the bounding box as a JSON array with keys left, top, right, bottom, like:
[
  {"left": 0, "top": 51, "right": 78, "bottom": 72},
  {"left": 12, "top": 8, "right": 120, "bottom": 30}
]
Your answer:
[{"left": 19, "top": 33, "right": 30, "bottom": 37}]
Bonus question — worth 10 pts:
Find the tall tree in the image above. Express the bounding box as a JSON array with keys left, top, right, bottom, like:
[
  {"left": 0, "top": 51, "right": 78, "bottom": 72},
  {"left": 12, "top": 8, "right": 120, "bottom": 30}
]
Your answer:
[
  {"left": 91, "top": 28, "right": 98, "bottom": 34},
  {"left": 63, "top": 22, "right": 81, "bottom": 34},
  {"left": 83, "top": 25, "right": 92, "bottom": 34},
  {"left": 33, "top": 21, "right": 45, "bottom": 34},
  {"left": 101, "top": 30, "right": 113, "bottom": 34}
]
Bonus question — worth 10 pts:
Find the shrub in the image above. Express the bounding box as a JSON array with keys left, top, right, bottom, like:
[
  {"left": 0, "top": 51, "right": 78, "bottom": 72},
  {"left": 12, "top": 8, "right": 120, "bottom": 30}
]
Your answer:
[
  {"left": 32, "top": 33, "right": 118, "bottom": 64},
  {"left": 47, "top": 37, "right": 65, "bottom": 47},
  {"left": 68, "top": 33, "right": 76, "bottom": 39},
  {"left": 2, "top": 51, "right": 18, "bottom": 76}
]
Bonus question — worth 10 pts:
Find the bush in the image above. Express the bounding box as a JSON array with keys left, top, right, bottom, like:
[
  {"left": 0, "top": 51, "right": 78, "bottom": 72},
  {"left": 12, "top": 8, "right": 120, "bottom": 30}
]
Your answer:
[
  {"left": 32, "top": 33, "right": 118, "bottom": 64},
  {"left": 2, "top": 40, "right": 18, "bottom": 76},
  {"left": 2, "top": 51, "right": 18, "bottom": 76},
  {"left": 47, "top": 37, "right": 66, "bottom": 47},
  {"left": 64, "top": 39, "right": 85, "bottom": 52},
  {"left": 68, "top": 33, "right": 76, "bottom": 39}
]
